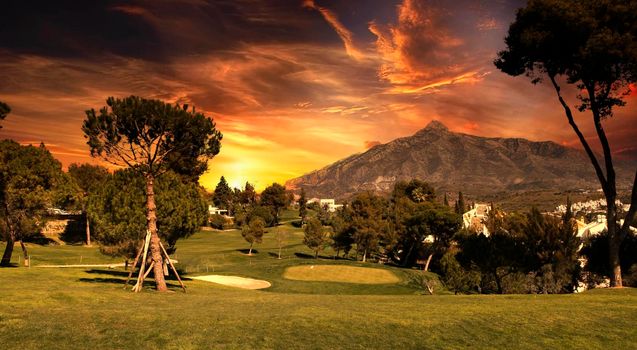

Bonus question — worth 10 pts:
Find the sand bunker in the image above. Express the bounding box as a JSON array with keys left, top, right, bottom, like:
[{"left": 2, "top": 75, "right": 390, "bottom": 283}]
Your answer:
[
  {"left": 284, "top": 265, "right": 400, "bottom": 284},
  {"left": 191, "top": 275, "right": 271, "bottom": 289}
]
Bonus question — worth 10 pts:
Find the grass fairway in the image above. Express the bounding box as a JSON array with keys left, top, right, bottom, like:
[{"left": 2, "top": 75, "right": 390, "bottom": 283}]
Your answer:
[
  {"left": 1, "top": 213, "right": 636, "bottom": 349},
  {"left": 283, "top": 265, "right": 401, "bottom": 284}
]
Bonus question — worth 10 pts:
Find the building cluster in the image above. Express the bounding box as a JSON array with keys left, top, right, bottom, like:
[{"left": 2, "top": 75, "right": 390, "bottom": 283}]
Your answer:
[
  {"left": 461, "top": 199, "right": 635, "bottom": 240},
  {"left": 554, "top": 198, "right": 628, "bottom": 215}
]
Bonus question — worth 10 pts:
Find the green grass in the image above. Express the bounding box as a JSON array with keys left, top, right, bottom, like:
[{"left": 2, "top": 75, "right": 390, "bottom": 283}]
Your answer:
[
  {"left": 1, "top": 219, "right": 636, "bottom": 349},
  {"left": 283, "top": 265, "right": 401, "bottom": 284}
]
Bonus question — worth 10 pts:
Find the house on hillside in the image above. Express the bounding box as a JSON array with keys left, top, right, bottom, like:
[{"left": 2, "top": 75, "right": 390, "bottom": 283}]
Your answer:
[
  {"left": 462, "top": 203, "right": 491, "bottom": 236},
  {"left": 208, "top": 205, "right": 228, "bottom": 216},
  {"left": 576, "top": 215, "right": 637, "bottom": 239},
  {"left": 307, "top": 198, "right": 320, "bottom": 204},
  {"left": 576, "top": 215, "right": 607, "bottom": 239},
  {"left": 319, "top": 199, "right": 343, "bottom": 213}
]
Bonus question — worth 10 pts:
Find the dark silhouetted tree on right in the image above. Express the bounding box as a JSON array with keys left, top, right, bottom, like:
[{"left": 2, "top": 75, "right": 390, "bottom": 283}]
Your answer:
[{"left": 495, "top": 0, "right": 637, "bottom": 287}]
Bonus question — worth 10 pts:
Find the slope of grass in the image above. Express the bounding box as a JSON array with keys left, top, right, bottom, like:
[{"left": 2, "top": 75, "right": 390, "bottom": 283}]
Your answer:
[{"left": 1, "top": 217, "right": 636, "bottom": 349}]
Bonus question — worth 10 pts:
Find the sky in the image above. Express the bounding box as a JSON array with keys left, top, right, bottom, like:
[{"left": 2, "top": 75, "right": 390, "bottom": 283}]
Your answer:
[{"left": 1, "top": 0, "right": 636, "bottom": 191}]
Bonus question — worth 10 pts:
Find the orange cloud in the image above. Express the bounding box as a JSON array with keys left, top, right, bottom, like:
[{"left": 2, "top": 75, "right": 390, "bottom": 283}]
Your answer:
[{"left": 369, "top": 0, "right": 487, "bottom": 94}]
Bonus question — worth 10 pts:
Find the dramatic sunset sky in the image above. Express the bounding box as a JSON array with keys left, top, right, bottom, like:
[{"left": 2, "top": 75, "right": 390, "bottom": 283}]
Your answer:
[{"left": 1, "top": 0, "right": 636, "bottom": 191}]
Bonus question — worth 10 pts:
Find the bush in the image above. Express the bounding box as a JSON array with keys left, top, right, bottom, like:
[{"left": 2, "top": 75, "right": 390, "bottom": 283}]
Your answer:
[
  {"left": 440, "top": 250, "right": 481, "bottom": 294},
  {"left": 581, "top": 231, "right": 637, "bottom": 286},
  {"left": 209, "top": 214, "right": 227, "bottom": 230},
  {"left": 247, "top": 205, "right": 276, "bottom": 227}
]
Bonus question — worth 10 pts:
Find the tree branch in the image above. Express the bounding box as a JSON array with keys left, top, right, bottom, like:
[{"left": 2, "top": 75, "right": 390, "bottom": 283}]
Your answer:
[
  {"left": 586, "top": 82, "right": 616, "bottom": 196},
  {"left": 549, "top": 75, "right": 608, "bottom": 189}
]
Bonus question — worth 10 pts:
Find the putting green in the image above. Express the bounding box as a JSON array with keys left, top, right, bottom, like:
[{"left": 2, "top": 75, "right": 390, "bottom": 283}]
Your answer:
[{"left": 283, "top": 265, "right": 401, "bottom": 284}]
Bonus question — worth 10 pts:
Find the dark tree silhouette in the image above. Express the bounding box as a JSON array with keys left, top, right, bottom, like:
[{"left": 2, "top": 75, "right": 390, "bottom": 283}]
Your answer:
[
  {"left": 495, "top": 0, "right": 637, "bottom": 287},
  {"left": 213, "top": 176, "right": 233, "bottom": 210},
  {"left": 0, "top": 101, "right": 10, "bottom": 128},
  {"left": 260, "top": 183, "right": 287, "bottom": 224},
  {"left": 82, "top": 96, "right": 222, "bottom": 291},
  {"left": 298, "top": 188, "right": 307, "bottom": 224}
]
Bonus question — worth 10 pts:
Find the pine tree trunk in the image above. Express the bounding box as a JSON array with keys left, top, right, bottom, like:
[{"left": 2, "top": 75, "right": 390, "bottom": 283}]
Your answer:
[
  {"left": 403, "top": 242, "right": 415, "bottom": 267},
  {"left": 494, "top": 270, "right": 503, "bottom": 294},
  {"left": 1, "top": 207, "right": 16, "bottom": 266},
  {"left": 1, "top": 237, "right": 14, "bottom": 266},
  {"left": 424, "top": 254, "right": 433, "bottom": 272},
  {"left": 85, "top": 212, "right": 91, "bottom": 246},
  {"left": 607, "top": 199, "right": 623, "bottom": 287},
  {"left": 146, "top": 174, "right": 167, "bottom": 292},
  {"left": 19, "top": 240, "right": 29, "bottom": 267},
  {"left": 362, "top": 249, "right": 367, "bottom": 262}
]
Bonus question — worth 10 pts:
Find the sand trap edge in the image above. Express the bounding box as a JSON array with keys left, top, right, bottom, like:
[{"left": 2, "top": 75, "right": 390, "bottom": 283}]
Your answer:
[{"left": 191, "top": 275, "right": 271, "bottom": 290}]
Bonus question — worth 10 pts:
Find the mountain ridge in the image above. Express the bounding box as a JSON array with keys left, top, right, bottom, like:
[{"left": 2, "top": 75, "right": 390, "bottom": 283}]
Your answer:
[{"left": 285, "top": 121, "right": 634, "bottom": 199}]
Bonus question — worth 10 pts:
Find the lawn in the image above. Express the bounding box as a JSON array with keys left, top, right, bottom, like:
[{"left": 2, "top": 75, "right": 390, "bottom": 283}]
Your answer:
[
  {"left": 283, "top": 265, "right": 401, "bottom": 284},
  {"left": 1, "top": 216, "right": 636, "bottom": 349}
]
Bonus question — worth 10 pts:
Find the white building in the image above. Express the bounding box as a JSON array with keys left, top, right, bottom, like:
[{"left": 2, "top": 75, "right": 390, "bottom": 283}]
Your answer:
[
  {"left": 307, "top": 198, "right": 343, "bottom": 212},
  {"left": 319, "top": 199, "right": 343, "bottom": 213},
  {"left": 208, "top": 205, "right": 228, "bottom": 216}
]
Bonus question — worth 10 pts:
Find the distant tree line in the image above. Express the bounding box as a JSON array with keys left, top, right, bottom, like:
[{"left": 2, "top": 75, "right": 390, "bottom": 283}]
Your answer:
[{"left": 299, "top": 180, "right": 637, "bottom": 294}]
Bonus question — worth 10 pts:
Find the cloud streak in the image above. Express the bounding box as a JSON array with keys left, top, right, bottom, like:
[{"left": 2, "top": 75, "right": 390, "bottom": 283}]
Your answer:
[{"left": 303, "top": 0, "right": 364, "bottom": 60}]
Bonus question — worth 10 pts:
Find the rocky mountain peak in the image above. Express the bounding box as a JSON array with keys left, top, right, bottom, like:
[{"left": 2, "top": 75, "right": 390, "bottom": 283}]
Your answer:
[{"left": 417, "top": 120, "right": 449, "bottom": 135}]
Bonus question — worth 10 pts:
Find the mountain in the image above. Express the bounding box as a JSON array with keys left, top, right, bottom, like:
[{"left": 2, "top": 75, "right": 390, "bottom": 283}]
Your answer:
[{"left": 285, "top": 120, "right": 633, "bottom": 199}]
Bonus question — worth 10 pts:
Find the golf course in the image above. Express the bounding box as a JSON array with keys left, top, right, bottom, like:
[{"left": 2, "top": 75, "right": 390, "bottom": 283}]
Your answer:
[{"left": 1, "top": 210, "right": 636, "bottom": 349}]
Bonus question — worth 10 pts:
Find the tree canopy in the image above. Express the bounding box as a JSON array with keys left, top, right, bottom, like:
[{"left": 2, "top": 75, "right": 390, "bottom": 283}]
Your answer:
[
  {"left": 83, "top": 96, "right": 222, "bottom": 179},
  {"left": 213, "top": 176, "right": 233, "bottom": 210},
  {"left": 241, "top": 217, "right": 265, "bottom": 256},
  {"left": 260, "top": 183, "right": 288, "bottom": 223},
  {"left": 88, "top": 169, "right": 207, "bottom": 258},
  {"left": 304, "top": 217, "right": 329, "bottom": 258},
  {"left": 0, "top": 141, "right": 66, "bottom": 266}
]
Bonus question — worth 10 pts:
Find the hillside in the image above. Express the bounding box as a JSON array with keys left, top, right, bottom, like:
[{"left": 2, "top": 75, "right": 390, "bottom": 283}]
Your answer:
[{"left": 286, "top": 121, "right": 633, "bottom": 199}]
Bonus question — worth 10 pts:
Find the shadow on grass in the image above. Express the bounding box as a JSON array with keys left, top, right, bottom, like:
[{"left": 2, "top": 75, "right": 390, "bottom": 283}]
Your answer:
[
  {"left": 0, "top": 263, "right": 19, "bottom": 268},
  {"left": 236, "top": 248, "right": 259, "bottom": 255},
  {"left": 294, "top": 252, "right": 345, "bottom": 260},
  {"left": 78, "top": 269, "right": 193, "bottom": 286}
]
